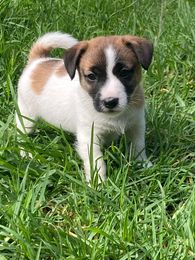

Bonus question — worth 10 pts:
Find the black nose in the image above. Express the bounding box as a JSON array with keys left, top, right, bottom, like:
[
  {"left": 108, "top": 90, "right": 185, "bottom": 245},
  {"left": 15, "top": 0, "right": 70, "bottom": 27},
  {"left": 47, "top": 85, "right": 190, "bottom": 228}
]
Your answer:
[{"left": 103, "top": 97, "right": 119, "bottom": 109}]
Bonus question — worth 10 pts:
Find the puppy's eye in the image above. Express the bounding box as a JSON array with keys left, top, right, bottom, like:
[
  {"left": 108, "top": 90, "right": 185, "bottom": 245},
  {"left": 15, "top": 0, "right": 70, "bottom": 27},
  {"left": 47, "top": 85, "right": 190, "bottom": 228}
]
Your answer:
[
  {"left": 85, "top": 72, "right": 97, "bottom": 81},
  {"left": 119, "top": 68, "right": 134, "bottom": 79}
]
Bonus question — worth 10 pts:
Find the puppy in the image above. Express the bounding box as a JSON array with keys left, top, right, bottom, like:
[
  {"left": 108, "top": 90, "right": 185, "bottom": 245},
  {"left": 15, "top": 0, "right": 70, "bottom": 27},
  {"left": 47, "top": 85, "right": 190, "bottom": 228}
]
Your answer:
[{"left": 16, "top": 32, "right": 153, "bottom": 182}]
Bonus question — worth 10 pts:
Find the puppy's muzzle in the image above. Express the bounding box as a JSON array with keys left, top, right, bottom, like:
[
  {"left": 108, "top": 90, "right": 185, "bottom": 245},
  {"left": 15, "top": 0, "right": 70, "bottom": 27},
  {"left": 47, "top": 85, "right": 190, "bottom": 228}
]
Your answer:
[{"left": 103, "top": 97, "right": 119, "bottom": 109}]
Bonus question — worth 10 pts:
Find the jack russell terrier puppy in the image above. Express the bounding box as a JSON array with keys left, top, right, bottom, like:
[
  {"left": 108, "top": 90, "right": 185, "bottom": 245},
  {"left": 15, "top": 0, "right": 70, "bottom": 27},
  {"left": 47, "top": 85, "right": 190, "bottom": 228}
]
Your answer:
[{"left": 16, "top": 32, "right": 153, "bottom": 182}]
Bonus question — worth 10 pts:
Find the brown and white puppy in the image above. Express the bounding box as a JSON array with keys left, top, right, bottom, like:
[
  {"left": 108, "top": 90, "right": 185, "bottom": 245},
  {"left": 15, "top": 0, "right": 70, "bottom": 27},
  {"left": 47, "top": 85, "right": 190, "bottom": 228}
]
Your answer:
[{"left": 16, "top": 32, "right": 153, "bottom": 182}]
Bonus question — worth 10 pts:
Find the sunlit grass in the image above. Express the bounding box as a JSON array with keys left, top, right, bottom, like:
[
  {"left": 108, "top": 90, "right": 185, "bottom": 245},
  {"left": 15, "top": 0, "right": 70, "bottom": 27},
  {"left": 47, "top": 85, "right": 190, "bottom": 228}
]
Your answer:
[{"left": 0, "top": 0, "right": 195, "bottom": 259}]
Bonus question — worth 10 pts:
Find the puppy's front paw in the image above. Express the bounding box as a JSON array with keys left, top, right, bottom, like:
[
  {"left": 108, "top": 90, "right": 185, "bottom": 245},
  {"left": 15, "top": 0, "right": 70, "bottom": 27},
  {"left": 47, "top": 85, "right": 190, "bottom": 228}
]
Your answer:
[
  {"left": 20, "top": 149, "right": 33, "bottom": 159},
  {"left": 98, "top": 172, "right": 107, "bottom": 183},
  {"left": 143, "top": 160, "right": 153, "bottom": 168},
  {"left": 85, "top": 163, "right": 107, "bottom": 184}
]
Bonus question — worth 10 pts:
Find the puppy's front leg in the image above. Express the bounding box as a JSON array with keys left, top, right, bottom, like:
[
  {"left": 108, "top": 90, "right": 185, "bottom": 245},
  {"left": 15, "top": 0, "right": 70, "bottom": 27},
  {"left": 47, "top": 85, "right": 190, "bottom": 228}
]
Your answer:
[
  {"left": 76, "top": 128, "right": 106, "bottom": 182},
  {"left": 126, "top": 111, "right": 152, "bottom": 167}
]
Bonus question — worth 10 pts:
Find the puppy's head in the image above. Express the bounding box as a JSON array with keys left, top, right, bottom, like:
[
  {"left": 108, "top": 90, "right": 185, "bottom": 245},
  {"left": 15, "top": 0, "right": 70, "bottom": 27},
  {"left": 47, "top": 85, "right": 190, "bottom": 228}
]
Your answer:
[{"left": 64, "top": 35, "right": 153, "bottom": 113}]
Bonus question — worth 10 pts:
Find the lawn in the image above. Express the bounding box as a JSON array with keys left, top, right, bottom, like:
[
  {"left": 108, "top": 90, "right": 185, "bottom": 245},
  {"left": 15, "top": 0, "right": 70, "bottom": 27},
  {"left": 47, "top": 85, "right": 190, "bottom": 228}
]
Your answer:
[{"left": 0, "top": 0, "right": 195, "bottom": 259}]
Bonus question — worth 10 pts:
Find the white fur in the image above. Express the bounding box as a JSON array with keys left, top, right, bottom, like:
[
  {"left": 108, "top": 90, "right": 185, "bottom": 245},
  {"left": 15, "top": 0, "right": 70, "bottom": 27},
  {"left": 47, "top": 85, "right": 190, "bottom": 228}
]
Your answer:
[
  {"left": 100, "top": 46, "right": 128, "bottom": 112},
  {"left": 32, "top": 32, "right": 78, "bottom": 51},
  {"left": 16, "top": 33, "right": 151, "bottom": 182}
]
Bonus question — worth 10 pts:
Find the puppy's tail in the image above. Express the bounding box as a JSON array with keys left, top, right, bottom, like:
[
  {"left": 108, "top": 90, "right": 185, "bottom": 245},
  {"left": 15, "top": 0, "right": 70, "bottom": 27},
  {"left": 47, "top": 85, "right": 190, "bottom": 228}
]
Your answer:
[{"left": 28, "top": 32, "right": 78, "bottom": 63}]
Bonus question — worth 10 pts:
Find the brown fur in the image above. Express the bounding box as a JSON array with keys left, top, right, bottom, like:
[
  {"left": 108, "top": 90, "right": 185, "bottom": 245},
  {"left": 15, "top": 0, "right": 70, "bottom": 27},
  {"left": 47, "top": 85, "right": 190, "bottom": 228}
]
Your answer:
[
  {"left": 77, "top": 35, "right": 150, "bottom": 70},
  {"left": 64, "top": 35, "right": 152, "bottom": 81},
  {"left": 78, "top": 36, "right": 142, "bottom": 94},
  {"left": 31, "top": 60, "right": 65, "bottom": 94},
  {"left": 55, "top": 63, "right": 67, "bottom": 77},
  {"left": 30, "top": 35, "right": 151, "bottom": 106},
  {"left": 28, "top": 43, "right": 52, "bottom": 63}
]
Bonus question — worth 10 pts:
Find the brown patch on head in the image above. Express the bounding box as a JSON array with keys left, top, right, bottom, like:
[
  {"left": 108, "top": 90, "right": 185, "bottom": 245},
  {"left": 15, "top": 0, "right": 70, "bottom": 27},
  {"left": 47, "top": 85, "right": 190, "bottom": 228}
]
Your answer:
[
  {"left": 79, "top": 37, "right": 107, "bottom": 71},
  {"left": 77, "top": 36, "right": 143, "bottom": 93},
  {"left": 112, "top": 37, "right": 142, "bottom": 88},
  {"left": 31, "top": 59, "right": 65, "bottom": 94},
  {"left": 78, "top": 38, "right": 108, "bottom": 93},
  {"left": 64, "top": 35, "right": 152, "bottom": 111},
  {"left": 64, "top": 35, "right": 153, "bottom": 80}
]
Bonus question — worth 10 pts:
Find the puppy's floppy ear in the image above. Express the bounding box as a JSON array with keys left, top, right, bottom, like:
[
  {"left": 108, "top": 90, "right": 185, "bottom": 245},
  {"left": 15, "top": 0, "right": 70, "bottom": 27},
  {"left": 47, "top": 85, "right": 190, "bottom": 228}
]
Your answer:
[
  {"left": 123, "top": 36, "right": 153, "bottom": 70},
  {"left": 64, "top": 41, "right": 88, "bottom": 80}
]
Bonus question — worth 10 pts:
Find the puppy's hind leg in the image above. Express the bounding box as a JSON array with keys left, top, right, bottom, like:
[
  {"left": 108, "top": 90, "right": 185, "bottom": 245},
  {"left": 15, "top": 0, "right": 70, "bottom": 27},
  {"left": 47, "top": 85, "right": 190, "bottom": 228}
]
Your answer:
[
  {"left": 16, "top": 99, "right": 36, "bottom": 157},
  {"left": 16, "top": 99, "right": 35, "bottom": 134}
]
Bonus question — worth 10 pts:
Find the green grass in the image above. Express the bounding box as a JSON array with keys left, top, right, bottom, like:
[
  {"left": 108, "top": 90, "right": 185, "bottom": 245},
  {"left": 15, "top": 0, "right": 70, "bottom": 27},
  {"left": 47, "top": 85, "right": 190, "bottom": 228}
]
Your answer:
[{"left": 0, "top": 0, "right": 195, "bottom": 259}]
